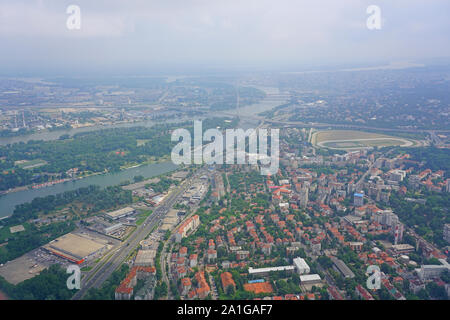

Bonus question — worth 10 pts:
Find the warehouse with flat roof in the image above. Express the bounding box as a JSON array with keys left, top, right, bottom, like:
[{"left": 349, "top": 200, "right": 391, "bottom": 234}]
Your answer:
[
  {"left": 105, "top": 207, "right": 136, "bottom": 220},
  {"left": 43, "top": 233, "right": 109, "bottom": 264}
]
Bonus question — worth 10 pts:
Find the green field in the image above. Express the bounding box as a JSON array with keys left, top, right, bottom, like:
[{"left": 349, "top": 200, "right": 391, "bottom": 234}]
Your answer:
[{"left": 136, "top": 210, "right": 153, "bottom": 225}]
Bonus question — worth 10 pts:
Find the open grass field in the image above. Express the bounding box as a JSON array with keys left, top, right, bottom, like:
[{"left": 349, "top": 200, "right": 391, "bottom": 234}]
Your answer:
[
  {"left": 312, "top": 130, "right": 415, "bottom": 150},
  {"left": 136, "top": 210, "right": 152, "bottom": 226}
]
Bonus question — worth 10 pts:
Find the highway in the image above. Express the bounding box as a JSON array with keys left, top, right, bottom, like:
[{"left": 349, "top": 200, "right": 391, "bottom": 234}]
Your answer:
[
  {"left": 72, "top": 170, "right": 199, "bottom": 300},
  {"left": 218, "top": 110, "right": 450, "bottom": 135},
  {"left": 160, "top": 239, "right": 172, "bottom": 299},
  {"left": 264, "top": 118, "right": 450, "bottom": 134},
  {"left": 159, "top": 171, "right": 208, "bottom": 299}
]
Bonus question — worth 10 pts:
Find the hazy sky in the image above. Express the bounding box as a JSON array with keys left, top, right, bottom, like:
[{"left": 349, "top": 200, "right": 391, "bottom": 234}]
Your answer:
[{"left": 0, "top": 0, "right": 449, "bottom": 75}]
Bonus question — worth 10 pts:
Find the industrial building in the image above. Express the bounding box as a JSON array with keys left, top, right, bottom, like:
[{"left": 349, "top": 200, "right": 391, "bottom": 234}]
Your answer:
[
  {"left": 104, "top": 223, "right": 124, "bottom": 235},
  {"left": 104, "top": 207, "right": 136, "bottom": 220},
  {"left": 43, "top": 233, "right": 109, "bottom": 264},
  {"left": 83, "top": 216, "right": 130, "bottom": 239}
]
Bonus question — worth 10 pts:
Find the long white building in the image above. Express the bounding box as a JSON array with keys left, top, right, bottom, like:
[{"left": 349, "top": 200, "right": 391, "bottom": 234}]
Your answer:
[{"left": 248, "top": 265, "right": 295, "bottom": 277}]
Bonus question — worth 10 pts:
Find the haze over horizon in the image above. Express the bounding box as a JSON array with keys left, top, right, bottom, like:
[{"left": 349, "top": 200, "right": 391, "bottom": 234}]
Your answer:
[{"left": 0, "top": 0, "right": 450, "bottom": 75}]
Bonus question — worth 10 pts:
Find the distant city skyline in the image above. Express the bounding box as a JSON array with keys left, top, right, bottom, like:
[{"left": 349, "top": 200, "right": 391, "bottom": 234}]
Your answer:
[{"left": 0, "top": 0, "right": 449, "bottom": 75}]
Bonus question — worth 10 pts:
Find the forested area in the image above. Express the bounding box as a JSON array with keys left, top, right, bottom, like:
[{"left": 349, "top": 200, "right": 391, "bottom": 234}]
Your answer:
[
  {"left": 0, "top": 184, "right": 130, "bottom": 263},
  {"left": 390, "top": 191, "right": 450, "bottom": 247},
  {"left": 0, "top": 124, "right": 175, "bottom": 191},
  {"left": 147, "top": 177, "right": 179, "bottom": 193},
  {"left": 3, "top": 185, "right": 132, "bottom": 225},
  {"left": 0, "top": 117, "right": 239, "bottom": 191},
  {"left": 394, "top": 147, "right": 450, "bottom": 175},
  {"left": 0, "top": 221, "right": 75, "bottom": 264}
]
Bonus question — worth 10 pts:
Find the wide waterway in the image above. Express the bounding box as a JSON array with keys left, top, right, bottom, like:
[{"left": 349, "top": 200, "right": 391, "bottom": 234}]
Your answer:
[
  {"left": 0, "top": 161, "right": 178, "bottom": 219},
  {"left": 0, "top": 91, "right": 285, "bottom": 219},
  {"left": 0, "top": 117, "right": 196, "bottom": 146}
]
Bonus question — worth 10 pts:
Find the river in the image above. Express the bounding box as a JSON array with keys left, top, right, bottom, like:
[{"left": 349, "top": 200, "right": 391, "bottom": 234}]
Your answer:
[
  {"left": 0, "top": 117, "right": 196, "bottom": 146},
  {"left": 0, "top": 90, "right": 285, "bottom": 219},
  {"left": 0, "top": 161, "right": 178, "bottom": 219}
]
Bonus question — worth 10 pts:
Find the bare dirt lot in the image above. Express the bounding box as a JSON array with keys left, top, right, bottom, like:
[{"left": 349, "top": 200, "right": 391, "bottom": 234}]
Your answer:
[{"left": 0, "top": 250, "right": 48, "bottom": 285}]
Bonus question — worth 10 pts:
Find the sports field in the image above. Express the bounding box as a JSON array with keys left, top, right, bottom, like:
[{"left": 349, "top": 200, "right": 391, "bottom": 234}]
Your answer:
[{"left": 311, "top": 130, "right": 414, "bottom": 150}]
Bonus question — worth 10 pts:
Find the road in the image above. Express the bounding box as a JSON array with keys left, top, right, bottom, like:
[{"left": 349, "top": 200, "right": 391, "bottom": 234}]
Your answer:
[
  {"left": 72, "top": 171, "right": 198, "bottom": 300},
  {"left": 218, "top": 110, "right": 449, "bottom": 136},
  {"left": 208, "top": 273, "right": 219, "bottom": 300},
  {"left": 355, "top": 161, "right": 374, "bottom": 192},
  {"left": 263, "top": 118, "right": 450, "bottom": 134},
  {"left": 160, "top": 239, "right": 172, "bottom": 299},
  {"left": 354, "top": 148, "right": 396, "bottom": 193},
  {"left": 159, "top": 169, "right": 209, "bottom": 299}
]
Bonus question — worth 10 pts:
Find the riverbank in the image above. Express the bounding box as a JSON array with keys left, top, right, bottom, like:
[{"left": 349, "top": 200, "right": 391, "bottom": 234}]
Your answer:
[
  {"left": 0, "top": 161, "right": 178, "bottom": 219},
  {"left": 0, "top": 115, "right": 194, "bottom": 147},
  {"left": 0, "top": 156, "right": 172, "bottom": 197}
]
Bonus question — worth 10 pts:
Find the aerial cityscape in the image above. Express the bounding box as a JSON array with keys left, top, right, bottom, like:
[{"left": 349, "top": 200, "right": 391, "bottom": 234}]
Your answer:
[{"left": 0, "top": 0, "right": 449, "bottom": 306}]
